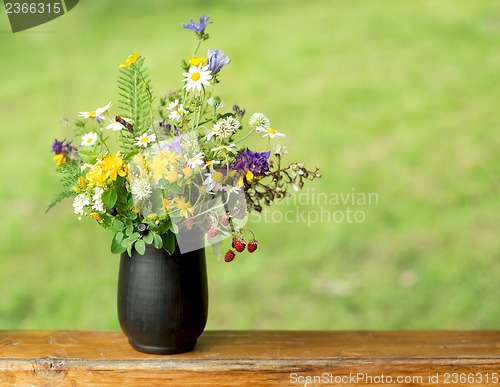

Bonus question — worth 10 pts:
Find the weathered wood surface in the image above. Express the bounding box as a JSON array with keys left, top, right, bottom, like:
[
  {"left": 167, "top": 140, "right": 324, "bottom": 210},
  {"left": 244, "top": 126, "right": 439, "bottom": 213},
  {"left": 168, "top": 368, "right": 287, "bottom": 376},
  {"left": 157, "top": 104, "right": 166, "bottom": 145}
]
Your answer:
[{"left": 0, "top": 330, "right": 498, "bottom": 386}]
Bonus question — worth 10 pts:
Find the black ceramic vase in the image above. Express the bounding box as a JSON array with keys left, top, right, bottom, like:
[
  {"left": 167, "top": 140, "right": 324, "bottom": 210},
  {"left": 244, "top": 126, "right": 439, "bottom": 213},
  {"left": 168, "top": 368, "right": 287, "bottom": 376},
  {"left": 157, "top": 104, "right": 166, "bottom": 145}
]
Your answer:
[{"left": 117, "top": 244, "right": 208, "bottom": 355}]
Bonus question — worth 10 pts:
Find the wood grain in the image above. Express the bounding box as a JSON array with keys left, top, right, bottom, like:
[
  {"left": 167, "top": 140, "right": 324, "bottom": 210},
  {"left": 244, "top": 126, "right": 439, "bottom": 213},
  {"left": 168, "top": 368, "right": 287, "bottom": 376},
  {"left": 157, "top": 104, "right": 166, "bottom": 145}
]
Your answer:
[{"left": 0, "top": 330, "right": 498, "bottom": 386}]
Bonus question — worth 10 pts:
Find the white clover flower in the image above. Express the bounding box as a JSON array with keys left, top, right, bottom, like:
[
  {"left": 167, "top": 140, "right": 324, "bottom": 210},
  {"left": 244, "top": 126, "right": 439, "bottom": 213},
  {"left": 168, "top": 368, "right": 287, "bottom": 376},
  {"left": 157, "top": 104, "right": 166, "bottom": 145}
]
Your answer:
[
  {"left": 206, "top": 118, "right": 237, "bottom": 140},
  {"left": 249, "top": 112, "right": 271, "bottom": 131},
  {"left": 207, "top": 97, "right": 224, "bottom": 108},
  {"left": 225, "top": 116, "right": 241, "bottom": 130},
  {"left": 81, "top": 132, "right": 98, "bottom": 147},
  {"left": 131, "top": 179, "right": 153, "bottom": 201}
]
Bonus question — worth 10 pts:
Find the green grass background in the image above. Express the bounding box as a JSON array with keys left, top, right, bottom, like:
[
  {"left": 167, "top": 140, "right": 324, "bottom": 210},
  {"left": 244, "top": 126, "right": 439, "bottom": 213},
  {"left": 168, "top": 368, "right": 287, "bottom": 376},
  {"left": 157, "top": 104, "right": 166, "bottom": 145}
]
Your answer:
[{"left": 1, "top": 0, "right": 498, "bottom": 330}]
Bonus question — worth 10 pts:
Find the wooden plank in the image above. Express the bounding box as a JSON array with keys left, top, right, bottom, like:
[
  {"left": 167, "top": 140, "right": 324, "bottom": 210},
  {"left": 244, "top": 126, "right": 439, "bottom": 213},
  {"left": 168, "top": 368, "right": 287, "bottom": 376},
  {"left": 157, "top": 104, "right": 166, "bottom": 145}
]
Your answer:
[{"left": 0, "top": 330, "right": 498, "bottom": 386}]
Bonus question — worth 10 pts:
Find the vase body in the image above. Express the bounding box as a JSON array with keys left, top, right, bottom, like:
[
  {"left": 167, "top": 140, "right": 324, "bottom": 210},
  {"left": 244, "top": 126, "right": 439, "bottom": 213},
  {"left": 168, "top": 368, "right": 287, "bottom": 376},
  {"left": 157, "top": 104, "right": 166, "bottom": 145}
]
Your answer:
[{"left": 117, "top": 244, "right": 208, "bottom": 355}]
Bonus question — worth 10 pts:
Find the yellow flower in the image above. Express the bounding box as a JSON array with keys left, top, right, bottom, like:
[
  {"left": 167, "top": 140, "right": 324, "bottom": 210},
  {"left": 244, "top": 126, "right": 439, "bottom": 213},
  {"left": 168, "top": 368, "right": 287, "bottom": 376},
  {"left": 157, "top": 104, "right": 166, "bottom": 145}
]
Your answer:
[
  {"left": 189, "top": 56, "right": 208, "bottom": 66},
  {"left": 102, "top": 152, "right": 127, "bottom": 181},
  {"left": 245, "top": 170, "right": 254, "bottom": 182},
  {"left": 119, "top": 52, "right": 139, "bottom": 68},
  {"left": 159, "top": 149, "right": 182, "bottom": 165},
  {"left": 53, "top": 154, "right": 66, "bottom": 166},
  {"left": 131, "top": 153, "right": 148, "bottom": 178},
  {"left": 78, "top": 176, "right": 87, "bottom": 189},
  {"left": 162, "top": 198, "right": 173, "bottom": 210},
  {"left": 148, "top": 155, "right": 169, "bottom": 181},
  {"left": 89, "top": 213, "right": 103, "bottom": 222},
  {"left": 86, "top": 164, "right": 108, "bottom": 185},
  {"left": 165, "top": 170, "right": 179, "bottom": 183},
  {"left": 174, "top": 197, "right": 194, "bottom": 219},
  {"left": 182, "top": 167, "right": 193, "bottom": 178}
]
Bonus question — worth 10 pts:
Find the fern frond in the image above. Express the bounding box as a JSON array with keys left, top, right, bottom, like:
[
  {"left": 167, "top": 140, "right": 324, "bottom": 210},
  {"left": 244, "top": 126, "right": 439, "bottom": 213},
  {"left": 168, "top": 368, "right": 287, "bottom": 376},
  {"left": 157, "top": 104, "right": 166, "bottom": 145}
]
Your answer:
[
  {"left": 117, "top": 56, "right": 154, "bottom": 144},
  {"left": 46, "top": 190, "right": 75, "bottom": 213}
]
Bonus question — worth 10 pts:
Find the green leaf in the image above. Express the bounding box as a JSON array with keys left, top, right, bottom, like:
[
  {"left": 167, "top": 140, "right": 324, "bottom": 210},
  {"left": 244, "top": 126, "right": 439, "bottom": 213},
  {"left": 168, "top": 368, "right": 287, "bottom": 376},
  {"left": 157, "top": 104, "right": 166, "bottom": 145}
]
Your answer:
[
  {"left": 102, "top": 189, "right": 118, "bottom": 209},
  {"left": 135, "top": 239, "right": 146, "bottom": 255},
  {"left": 101, "top": 214, "right": 112, "bottom": 228},
  {"left": 162, "top": 182, "right": 184, "bottom": 195},
  {"left": 162, "top": 232, "right": 176, "bottom": 255},
  {"left": 143, "top": 232, "right": 154, "bottom": 245},
  {"left": 122, "top": 232, "right": 140, "bottom": 247},
  {"left": 115, "top": 231, "right": 124, "bottom": 243},
  {"left": 153, "top": 233, "right": 163, "bottom": 249},
  {"left": 111, "top": 234, "right": 126, "bottom": 254},
  {"left": 77, "top": 146, "right": 99, "bottom": 164},
  {"left": 125, "top": 224, "right": 134, "bottom": 236},
  {"left": 112, "top": 219, "right": 125, "bottom": 232}
]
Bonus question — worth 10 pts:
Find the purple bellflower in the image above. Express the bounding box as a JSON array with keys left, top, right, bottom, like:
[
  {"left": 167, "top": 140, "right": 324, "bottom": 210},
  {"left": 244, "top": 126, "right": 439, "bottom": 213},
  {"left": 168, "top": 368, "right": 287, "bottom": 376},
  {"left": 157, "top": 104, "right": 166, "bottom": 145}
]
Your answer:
[
  {"left": 182, "top": 15, "right": 212, "bottom": 34},
  {"left": 208, "top": 49, "right": 231, "bottom": 74}
]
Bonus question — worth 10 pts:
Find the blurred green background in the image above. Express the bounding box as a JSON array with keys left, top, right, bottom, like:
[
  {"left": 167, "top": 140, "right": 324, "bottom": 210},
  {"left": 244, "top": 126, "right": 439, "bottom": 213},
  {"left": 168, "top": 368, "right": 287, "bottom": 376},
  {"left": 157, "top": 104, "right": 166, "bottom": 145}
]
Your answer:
[{"left": 1, "top": 0, "right": 498, "bottom": 330}]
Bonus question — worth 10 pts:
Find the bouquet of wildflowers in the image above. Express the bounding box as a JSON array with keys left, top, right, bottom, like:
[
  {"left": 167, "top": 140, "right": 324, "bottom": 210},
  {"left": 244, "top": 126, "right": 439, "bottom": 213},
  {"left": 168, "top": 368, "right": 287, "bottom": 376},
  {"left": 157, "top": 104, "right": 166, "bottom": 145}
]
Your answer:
[{"left": 49, "top": 15, "right": 320, "bottom": 261}]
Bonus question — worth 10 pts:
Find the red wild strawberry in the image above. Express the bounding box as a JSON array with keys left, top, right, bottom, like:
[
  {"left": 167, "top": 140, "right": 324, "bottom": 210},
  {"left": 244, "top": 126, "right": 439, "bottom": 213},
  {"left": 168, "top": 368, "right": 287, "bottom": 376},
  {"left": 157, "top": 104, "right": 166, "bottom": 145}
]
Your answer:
[
  {"left": 219, "top": 215, "right": 230, "bottom": 226},
  {"left": 247, "top": 239, "right": 258, "bottom": 253},
  {"left": 185, "top": 219, "right": 194, "bottom": 230},
  {"left": 232, "top": 237, "right": 246, "bottom": 253},
  {"left": 224, "top": 250, "right": 236, "bottom": 263},
  {"left": 207, "top": 225, "right": 219, "bottom": 238}
]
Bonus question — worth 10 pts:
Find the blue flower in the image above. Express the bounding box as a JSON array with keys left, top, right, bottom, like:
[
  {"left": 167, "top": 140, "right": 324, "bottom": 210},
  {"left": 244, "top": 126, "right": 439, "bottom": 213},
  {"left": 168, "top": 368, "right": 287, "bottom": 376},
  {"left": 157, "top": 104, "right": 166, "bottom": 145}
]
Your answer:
[
  {"left": 51, "top": 139, "right": 77, "bottom": 156},
  {"left": 232, "top": 104, "right": 246, "bottom": 118},
  {"left": 161, "top": 135, "right": 182, "bottom": 154},
  {"left": 231, "top": 149, "right": 270, "bottom": 177},
  {"left": 182, "top": 14, "right": 212, "bottom": 34},
  {"left": 207, "top": 49, "right": 231, "bottom": 74}
]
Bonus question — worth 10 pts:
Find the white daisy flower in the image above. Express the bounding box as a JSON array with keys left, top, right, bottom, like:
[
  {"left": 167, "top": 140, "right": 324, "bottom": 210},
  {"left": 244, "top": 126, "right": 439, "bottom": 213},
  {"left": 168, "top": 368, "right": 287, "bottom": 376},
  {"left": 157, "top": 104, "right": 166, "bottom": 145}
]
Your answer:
[
  {"left": 135, "top": 133, "right": 156, "bottom": 147},
  {"left": 202, "top": 167, "right": 225, "bottom": 194},
  {"left": 274, "top": 144, "right": 288, "bottom": 156},
  {"left": 78, "top": 101, "right": 111, "bottom": 122},
  {"left": 81, "top": 132, "right": 98, "bottom": 147},
  {"left": 96, "top": 101, "right": 112, "bottom": 116},
  {"left": 249, "top": 112, "right": 271, "bottom": 131},
  {"left": 211, "top": 143, "right": 236, "bottom": 154},
  {"left": 262, "top": 128, "right": 285, "bottom": 139},
  {"left": 186, "top": 152, "right": 205, "bottom": 168},
  {"left": 224, "top": 185, "right": 241, "bottom": 194},
  {"left": 182, "top": 65, "right": 212, "bottom": 92},
  {"left": 131, "top": 179, "right": 153, "bottom": 201},
  {"left": 167, "top": 99, "right": 179, "bottom": 111},
  {"left": 168, "top": 105, "right": 186, "bottom": 121},
  {"left": 105, "top": 117, "right": 130, "bottom": 131}
]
